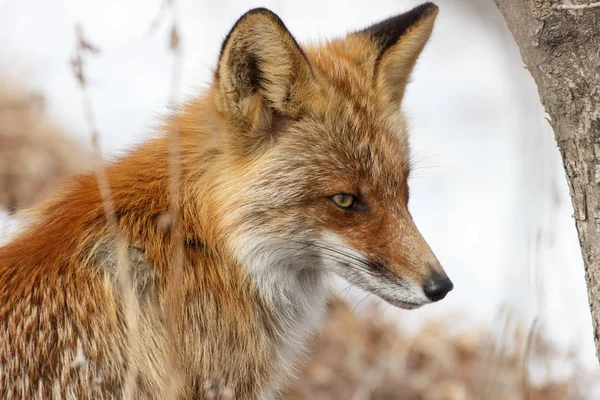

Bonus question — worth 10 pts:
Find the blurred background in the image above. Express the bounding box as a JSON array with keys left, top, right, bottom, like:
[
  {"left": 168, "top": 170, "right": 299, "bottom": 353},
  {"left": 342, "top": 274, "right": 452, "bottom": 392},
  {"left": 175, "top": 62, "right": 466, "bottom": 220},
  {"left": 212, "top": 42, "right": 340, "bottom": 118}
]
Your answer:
[{"left": 0, "top": 0, "right": 597, "bottom": 398}]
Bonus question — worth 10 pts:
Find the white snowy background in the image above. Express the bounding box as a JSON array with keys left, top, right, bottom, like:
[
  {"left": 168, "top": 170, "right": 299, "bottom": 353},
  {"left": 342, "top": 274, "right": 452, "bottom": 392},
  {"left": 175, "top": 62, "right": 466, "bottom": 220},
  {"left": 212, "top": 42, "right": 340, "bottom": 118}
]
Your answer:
[{"left": 1, "top": 0, "right": 597, "bottom": 380}]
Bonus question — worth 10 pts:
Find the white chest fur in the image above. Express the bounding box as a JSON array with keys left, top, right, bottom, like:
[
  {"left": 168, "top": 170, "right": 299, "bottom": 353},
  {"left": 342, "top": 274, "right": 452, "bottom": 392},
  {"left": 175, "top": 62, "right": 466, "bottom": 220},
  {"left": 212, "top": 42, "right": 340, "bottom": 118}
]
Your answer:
[
  {"left": 270, "top": 268, "right": 329, "bottom": 378},
  {"left": 236, "top": 237, "right": 331, "bottom": 390}
]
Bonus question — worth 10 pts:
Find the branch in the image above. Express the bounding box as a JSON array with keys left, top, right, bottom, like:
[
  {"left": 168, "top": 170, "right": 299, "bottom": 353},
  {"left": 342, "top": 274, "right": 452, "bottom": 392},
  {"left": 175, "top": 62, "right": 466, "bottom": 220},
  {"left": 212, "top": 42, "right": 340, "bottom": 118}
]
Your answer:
[{"left": 553, "top": 1, "right": 600, "bottom": 10}]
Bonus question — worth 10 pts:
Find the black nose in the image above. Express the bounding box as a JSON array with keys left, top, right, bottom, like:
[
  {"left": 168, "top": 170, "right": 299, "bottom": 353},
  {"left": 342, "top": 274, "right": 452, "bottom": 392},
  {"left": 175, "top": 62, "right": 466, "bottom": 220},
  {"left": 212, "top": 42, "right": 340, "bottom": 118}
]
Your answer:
[{"left": 423, "top": 274, "right": 454, "bottom": 302}]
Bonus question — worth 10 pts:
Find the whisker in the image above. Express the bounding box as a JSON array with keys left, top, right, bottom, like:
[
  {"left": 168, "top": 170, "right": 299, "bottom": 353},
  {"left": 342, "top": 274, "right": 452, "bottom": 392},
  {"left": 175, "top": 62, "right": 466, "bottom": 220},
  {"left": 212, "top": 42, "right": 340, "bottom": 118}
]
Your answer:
[
  {"left": 352, "top": 292, "right": 372, "bottom": 313},
  {"left": 339, "top": 284, "right": 353, "bottom": 301},
  {"left": 275, "top": 240, "right": 381, "bottom": 278}
]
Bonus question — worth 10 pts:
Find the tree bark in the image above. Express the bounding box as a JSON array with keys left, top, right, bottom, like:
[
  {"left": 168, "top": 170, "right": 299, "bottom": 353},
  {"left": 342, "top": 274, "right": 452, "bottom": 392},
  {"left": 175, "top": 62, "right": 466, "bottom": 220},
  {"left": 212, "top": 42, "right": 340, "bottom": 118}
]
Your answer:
[{"left": 492, "top": 0, "right": 600, "bottom": 362}]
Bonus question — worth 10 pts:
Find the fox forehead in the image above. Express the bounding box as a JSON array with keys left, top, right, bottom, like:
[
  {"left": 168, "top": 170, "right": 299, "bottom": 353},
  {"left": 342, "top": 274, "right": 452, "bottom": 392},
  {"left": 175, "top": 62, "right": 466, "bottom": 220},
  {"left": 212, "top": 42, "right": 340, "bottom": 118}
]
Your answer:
[
  {"left": 263, "top": 41, "right": 412, "bottom": 198},
  {"left": 257, "top": 117, "right": 410, "bottom": 209}
]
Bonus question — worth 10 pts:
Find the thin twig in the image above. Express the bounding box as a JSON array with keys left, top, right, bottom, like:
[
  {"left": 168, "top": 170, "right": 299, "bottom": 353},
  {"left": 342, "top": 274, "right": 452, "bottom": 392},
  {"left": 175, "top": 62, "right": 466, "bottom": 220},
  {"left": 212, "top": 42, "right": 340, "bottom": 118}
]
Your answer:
[
  {"left": 72, "top": 24, "right": 140, "bottom": 400},
  {"left": 553, "top": 1, "right": 600, "bottom": 9},
  {"left": 522, "top": 317, "right": 539, "bottom": 399},
  {"left": 161, "top": 1, "right": 185, "bottom": 395},
  {"left": 146, "top": 0, "right": 171, "bottom": 34}
]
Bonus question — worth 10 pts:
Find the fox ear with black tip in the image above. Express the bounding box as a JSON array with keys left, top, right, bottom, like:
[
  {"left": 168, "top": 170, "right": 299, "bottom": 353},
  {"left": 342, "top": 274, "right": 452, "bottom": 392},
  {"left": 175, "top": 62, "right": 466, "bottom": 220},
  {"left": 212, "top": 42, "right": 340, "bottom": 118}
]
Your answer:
[
  {"left": 215, "top": 8, "right": 316, "bottom": 153},
  {"left": 358, "top": 3, "right": 439, "bottom": 108}
]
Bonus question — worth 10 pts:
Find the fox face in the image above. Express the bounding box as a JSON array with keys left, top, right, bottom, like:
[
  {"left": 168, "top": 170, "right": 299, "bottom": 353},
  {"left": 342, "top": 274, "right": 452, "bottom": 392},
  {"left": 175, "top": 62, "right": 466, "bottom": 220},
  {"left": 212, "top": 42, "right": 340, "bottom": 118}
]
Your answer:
[{"left": 212, "top": 4, "right": 452, "bottom": 309}]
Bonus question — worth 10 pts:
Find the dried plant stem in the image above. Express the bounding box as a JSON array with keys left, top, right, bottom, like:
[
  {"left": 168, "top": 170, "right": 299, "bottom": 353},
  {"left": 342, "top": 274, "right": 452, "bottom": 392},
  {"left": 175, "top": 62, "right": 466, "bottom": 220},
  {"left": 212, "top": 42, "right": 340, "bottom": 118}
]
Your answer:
[
  {"left": 521, "top": 228, "right": 543, "bottom": 396},
  {"left": 162, "top": 2, "right": 185, "bottom": 395},
  {"left": 522, "top": 316, "right": 539, "bottom": 399},
  {"left": 480, "top": 307, "right": 513, "bottom": 400},
  {"left": 553, "top": 1, "right": 600, "bottom": 9},
  {"left": 73, "top": 25, "right": 140, "bottom": 400}
]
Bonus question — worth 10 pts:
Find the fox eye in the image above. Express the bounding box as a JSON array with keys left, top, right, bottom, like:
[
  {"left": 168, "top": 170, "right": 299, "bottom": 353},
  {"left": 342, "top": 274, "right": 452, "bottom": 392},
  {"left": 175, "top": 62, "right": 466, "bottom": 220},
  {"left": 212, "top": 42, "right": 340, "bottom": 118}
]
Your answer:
[{"left": 330, "top": 193, "right": 362, "bottom": 211}]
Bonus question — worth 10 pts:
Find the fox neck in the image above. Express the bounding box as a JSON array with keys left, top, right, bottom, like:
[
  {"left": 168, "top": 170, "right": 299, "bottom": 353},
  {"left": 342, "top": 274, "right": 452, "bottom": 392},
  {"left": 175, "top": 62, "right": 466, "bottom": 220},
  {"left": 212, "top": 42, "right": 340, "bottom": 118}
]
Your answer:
[
  {"left": 234, "top": 235, "right": 331, "bottom": 380},
  {"left": 235, "top": 234, "right": 330, "bottom": 306},
  {"left": 173, "top": 95, "right": 331, "bottom": 304}
]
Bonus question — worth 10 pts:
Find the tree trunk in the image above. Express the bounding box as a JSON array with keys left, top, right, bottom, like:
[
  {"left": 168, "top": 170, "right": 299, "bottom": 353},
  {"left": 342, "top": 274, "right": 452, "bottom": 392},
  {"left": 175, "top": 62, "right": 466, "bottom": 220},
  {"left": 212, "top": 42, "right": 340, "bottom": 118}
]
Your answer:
[{"left": 492, "top": 0, "right": 600, "bottom": 362}]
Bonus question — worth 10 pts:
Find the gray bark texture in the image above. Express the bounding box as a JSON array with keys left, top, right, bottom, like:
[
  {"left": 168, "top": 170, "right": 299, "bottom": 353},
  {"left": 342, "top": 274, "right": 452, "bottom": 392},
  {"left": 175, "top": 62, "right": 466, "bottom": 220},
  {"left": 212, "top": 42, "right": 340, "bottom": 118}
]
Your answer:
[{"left": 493, "top": 0, "right": 600, "bottom": 362}]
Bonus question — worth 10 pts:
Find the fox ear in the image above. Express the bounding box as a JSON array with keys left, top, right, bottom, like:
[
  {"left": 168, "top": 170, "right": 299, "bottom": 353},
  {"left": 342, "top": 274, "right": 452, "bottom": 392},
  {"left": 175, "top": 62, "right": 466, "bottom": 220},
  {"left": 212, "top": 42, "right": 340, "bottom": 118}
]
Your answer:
[
  {"left": 359, "top": 3, "right": 438, "bottom": 108},
  {"left": 215, "top": 8, "right": 314, "bottom": 142}
]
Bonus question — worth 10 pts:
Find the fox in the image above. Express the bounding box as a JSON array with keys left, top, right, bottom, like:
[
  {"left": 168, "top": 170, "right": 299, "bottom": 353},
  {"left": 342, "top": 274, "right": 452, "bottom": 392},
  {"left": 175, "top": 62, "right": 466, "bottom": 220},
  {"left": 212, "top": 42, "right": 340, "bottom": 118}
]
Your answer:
[{"left": 0, "top": 3, "right": 452, "bottom": 399}]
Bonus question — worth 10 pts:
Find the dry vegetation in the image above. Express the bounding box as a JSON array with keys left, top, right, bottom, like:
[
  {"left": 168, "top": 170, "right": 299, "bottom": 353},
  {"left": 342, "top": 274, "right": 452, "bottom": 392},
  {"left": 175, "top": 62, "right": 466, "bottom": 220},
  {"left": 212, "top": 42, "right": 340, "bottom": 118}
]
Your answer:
[
  {"left": 285, "top": 299, "right": 596, "bottom": 400},
  {"left": 0, "top": 82, "right": 89, "bottom": 213}
]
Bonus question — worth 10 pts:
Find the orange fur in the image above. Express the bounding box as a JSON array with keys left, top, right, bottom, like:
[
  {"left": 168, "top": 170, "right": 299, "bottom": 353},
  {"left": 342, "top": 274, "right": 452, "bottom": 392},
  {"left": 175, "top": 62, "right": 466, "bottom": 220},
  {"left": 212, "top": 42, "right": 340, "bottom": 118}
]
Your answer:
[{"left": 0, "top": 4, "right": 451, "bottom": 399}]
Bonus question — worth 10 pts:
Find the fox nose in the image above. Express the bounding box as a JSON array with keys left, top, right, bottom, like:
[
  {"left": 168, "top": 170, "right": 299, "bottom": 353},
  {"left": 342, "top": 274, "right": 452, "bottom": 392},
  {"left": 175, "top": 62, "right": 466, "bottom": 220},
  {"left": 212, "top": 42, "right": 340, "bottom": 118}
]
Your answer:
[{"left": 423, "top": 274, "right": 454, "bottom": 302}]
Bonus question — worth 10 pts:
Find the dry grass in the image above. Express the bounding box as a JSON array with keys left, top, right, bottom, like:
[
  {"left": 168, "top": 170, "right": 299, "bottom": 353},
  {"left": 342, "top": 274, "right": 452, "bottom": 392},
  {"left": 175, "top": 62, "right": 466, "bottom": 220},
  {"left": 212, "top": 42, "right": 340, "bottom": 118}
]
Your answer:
[
  {"left": 285, "top": 299, "right": 595, "bottom": 400},
  {"left": 0, "top": 82, "right": 89, "bottom": 213}
]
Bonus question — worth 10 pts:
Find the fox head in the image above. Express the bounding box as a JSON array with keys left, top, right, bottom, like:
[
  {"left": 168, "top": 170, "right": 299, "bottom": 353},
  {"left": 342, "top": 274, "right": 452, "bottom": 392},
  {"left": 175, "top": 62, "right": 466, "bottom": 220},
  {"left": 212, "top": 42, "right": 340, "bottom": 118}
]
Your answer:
[{"left": 210, "top": 3, "right": 452, "bottom": 309}]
